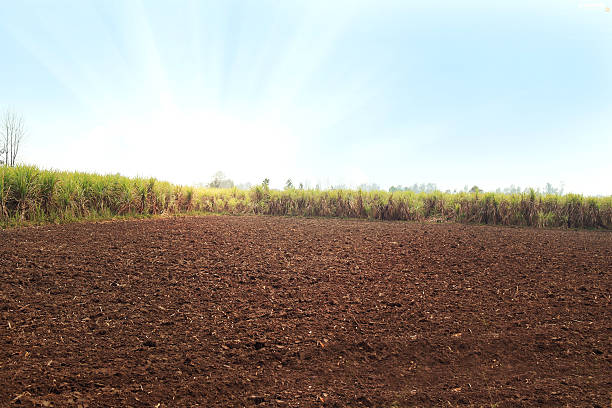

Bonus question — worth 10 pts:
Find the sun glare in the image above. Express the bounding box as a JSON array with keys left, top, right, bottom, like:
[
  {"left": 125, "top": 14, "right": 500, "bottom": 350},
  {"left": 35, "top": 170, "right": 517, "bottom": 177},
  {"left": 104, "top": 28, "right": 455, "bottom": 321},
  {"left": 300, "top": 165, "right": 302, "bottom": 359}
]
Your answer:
[{"left": 74, "top": 108, "right": 299, "bottom": 186}]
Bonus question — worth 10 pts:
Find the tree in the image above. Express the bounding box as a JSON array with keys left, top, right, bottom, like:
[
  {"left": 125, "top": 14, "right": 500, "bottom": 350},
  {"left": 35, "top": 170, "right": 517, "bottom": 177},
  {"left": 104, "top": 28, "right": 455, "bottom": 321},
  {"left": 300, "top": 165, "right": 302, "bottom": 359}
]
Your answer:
[
  {"left": 357, "top": 183, "right": 380, "bottom": 192},
  {"left": 207, "top": 171, "right": 234, "bottom": 188},
  {"left": 235, "top": 182, "right": 252, "bottom": 190},
  {"left": 1, "top": 110, "right": 25, "bottom": 166},
  {"left": 284, "top": 179, "right": 293, "bottom": 190},
  {"left": 544, "top": 182, "right": 564, "bottom": 195},
  {"left": 389, "top": 183, "right": 438, "bottom": 193}
]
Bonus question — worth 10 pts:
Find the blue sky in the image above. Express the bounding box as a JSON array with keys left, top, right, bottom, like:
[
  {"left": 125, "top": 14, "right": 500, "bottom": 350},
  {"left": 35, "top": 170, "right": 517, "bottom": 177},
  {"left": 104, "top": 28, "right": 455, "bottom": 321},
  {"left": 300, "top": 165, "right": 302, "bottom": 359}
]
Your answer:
[{"left": 1, "top": 0, "right": 611, "bottom": 194}]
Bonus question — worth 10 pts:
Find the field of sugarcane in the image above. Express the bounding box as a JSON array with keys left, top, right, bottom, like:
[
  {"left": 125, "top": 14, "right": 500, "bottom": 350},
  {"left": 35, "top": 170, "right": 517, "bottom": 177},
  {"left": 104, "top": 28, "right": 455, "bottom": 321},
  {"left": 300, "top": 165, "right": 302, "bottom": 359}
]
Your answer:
[{"left": 1, "top": 165, "right": 611, "bottom": 229}]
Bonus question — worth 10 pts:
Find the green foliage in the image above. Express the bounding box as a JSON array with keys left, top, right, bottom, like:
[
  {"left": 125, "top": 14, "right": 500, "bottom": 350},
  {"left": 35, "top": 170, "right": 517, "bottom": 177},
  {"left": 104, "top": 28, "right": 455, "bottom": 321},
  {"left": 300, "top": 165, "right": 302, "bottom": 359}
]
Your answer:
[{"left": 1, "top": 165, "right": 610, "bottom": 229}]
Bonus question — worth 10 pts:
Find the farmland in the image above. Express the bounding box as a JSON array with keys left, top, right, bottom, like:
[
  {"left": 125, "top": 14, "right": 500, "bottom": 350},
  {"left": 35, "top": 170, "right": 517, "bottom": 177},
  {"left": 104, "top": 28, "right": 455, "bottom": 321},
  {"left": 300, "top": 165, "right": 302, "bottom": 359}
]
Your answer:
[{"left": 1, "top": 215, "right": 610, "bottom": 407}]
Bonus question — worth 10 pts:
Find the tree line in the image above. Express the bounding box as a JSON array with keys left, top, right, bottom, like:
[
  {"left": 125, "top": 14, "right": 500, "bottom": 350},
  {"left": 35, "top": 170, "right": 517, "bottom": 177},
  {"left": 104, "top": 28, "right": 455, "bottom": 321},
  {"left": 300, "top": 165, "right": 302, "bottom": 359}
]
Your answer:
[{"left": 203, "top": 173, "right": 568, "bottom": 197}]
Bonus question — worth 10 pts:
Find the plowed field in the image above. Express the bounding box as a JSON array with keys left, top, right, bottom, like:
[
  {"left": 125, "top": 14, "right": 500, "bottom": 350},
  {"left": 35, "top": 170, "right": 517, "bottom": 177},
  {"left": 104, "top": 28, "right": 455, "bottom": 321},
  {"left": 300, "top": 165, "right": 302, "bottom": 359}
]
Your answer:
[{"left": 1, "top": 216, "right": 610, "bottom": 407}]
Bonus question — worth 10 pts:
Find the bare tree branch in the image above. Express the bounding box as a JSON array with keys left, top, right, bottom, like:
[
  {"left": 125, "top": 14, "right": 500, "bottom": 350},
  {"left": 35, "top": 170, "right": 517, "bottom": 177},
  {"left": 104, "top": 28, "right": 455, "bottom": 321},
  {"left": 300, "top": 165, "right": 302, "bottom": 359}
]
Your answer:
[{"left": 1, "top": 110, "right": 25, "bottom": 166}]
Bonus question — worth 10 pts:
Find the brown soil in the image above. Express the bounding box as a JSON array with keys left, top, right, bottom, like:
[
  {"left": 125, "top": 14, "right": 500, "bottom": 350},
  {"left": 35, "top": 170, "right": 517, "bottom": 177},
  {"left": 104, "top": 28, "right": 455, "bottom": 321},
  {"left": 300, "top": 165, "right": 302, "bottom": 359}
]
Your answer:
[{"left": 1, "top": 216, "right": 610, "bottom": 407}]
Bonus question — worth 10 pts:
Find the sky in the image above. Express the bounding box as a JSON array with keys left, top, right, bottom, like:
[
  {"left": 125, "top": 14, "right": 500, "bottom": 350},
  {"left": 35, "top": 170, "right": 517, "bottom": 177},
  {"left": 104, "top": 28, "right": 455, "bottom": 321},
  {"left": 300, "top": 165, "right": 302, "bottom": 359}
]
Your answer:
[{"left": 1, "top": 0, "right": 611, "bottom": 194}]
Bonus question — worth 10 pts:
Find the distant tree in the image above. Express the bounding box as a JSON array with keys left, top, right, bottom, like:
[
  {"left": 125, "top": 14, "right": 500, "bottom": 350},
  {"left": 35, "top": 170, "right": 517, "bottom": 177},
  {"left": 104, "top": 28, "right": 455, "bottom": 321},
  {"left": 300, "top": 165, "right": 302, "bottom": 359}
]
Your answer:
[
  {"left": 501, "top": 184, "right": 522, "bottom": 194},
  {"left": 421, "top": 183, "right": 437, "bottom": 193},
  {"left": 207, "top": 171, "right": 234, "bottom": 188},
  {"left": 298, "top": 182, "right": 304, "bottom": 190},
  {"left": 357, "top": 183, "right": 380, "bottom": 191},
  {"left": 389, "top": 183, "right": 437, "bottom": 193},
  {"left": 544, "top": 182, "right": 554, "bottom": 195},
  {"left": 469, "top": 185, "right": 480, "bottom": 193},
  {"left": 284, "top": 179, "right": 293, "bottom": 190},
  {"left": 1, "top": 110, "right": 25, "bottom": 166},
  {"left": 235, "top": 182, "right": 252, "bottom": 190},
  {"left": 262, "top": 178, "right": 270, "bottom": 189},
  {"left": 544, "top": 182, "right": 564, "bottom": 195}
]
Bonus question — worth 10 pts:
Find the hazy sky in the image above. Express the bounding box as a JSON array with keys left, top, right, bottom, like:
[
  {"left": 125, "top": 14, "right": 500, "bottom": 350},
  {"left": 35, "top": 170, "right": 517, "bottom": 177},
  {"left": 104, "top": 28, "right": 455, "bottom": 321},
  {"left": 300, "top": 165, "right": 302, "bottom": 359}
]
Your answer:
[{"left": 1, "top": 0, "right": 611, "bottom": 194}]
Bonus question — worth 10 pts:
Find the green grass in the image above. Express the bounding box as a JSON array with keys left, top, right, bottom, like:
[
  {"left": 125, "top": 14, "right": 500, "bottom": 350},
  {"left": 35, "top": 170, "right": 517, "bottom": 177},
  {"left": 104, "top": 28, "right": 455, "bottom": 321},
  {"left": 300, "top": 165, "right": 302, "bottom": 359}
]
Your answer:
[{"left": 1, "top": 165, "right": 611, "bottom": 229}]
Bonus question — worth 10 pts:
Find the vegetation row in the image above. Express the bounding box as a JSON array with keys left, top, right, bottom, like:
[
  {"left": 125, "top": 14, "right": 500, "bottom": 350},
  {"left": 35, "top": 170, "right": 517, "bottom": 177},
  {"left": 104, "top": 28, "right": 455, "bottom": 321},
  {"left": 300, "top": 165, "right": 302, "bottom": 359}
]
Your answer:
[{"left": 1, "top": 165, "right": 611, "bottom": 229}]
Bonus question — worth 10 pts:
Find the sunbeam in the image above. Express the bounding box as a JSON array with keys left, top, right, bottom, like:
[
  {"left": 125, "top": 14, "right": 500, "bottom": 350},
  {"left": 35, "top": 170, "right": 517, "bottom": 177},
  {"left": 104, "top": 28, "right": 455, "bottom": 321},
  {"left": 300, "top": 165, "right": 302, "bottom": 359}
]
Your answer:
[{"left": 0, "top": 0, "right": 610, "bottom": 194}]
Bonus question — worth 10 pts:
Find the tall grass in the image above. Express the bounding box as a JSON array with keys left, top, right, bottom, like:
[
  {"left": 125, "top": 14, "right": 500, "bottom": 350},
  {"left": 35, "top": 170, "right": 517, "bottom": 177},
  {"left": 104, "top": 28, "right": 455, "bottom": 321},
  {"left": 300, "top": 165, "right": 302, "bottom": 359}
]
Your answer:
[{"left": 1, "top": 165, "right": 610, "bottom": 229}]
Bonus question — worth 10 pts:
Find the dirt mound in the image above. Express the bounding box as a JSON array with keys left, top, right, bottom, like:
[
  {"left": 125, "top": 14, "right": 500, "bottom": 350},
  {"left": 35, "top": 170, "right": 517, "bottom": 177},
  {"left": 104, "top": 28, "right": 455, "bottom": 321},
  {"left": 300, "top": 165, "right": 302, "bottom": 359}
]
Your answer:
[{"left": 1, "top": 216, "right": 610, "bottom": 406}]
